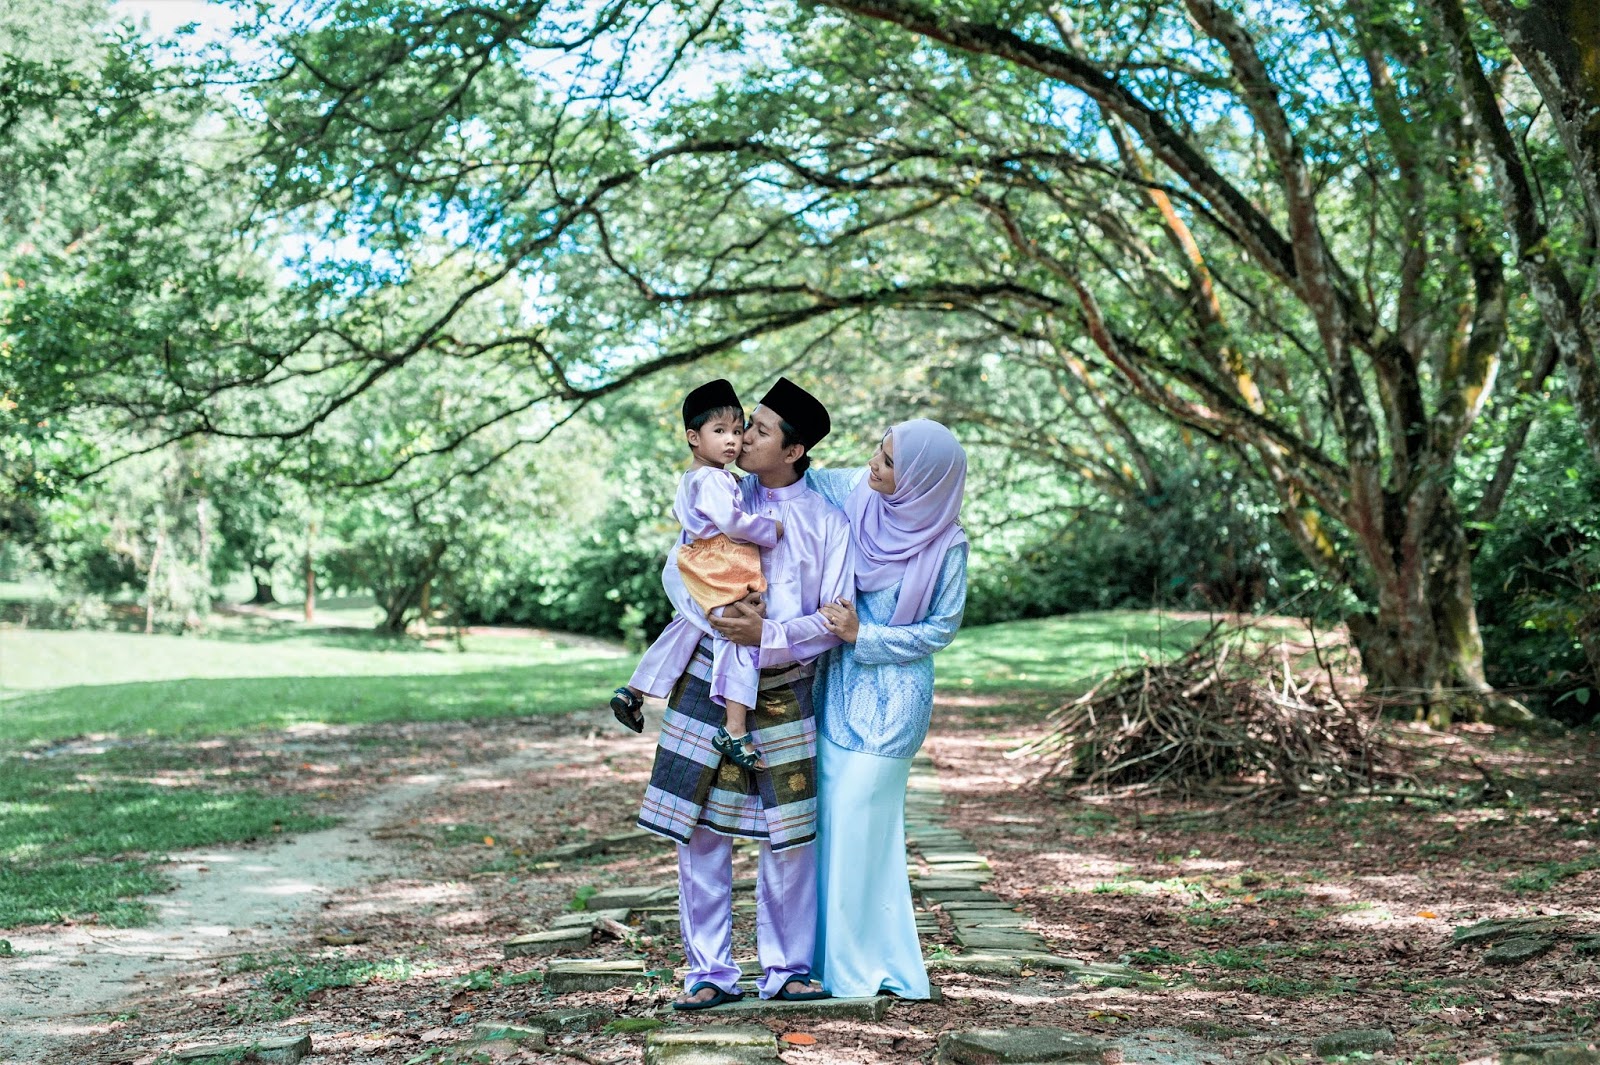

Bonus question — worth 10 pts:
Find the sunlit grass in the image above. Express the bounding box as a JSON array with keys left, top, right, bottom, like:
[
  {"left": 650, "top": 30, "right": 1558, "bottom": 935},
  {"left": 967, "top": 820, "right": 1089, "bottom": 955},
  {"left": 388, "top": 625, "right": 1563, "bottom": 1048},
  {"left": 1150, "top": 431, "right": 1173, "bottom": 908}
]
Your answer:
[{"left": 937, "top": 610, "right": 1214, "bottom": 696}]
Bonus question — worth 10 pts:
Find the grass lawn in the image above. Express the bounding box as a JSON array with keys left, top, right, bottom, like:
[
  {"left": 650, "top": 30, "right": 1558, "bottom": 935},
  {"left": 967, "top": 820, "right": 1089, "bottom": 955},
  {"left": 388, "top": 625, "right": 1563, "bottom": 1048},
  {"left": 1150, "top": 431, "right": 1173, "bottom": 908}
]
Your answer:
[{"left": 0, "top": 609, "right": 1207, "bottom": 928}]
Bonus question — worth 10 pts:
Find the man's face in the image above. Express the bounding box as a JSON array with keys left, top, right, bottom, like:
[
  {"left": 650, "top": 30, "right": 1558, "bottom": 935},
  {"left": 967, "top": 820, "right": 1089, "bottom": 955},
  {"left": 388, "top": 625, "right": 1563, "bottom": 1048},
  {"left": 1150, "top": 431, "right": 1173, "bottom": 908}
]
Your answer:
[{"left": 737, "top": 405, "right": 799, "bottom": 475}]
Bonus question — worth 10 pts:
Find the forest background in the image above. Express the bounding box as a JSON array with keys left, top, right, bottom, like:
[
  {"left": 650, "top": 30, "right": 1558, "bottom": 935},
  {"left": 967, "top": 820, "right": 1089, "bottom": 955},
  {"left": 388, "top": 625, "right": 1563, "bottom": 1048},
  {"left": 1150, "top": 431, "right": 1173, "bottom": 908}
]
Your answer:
[{"left": 3, "top": 0, "right": 1599, "bottom": 728}]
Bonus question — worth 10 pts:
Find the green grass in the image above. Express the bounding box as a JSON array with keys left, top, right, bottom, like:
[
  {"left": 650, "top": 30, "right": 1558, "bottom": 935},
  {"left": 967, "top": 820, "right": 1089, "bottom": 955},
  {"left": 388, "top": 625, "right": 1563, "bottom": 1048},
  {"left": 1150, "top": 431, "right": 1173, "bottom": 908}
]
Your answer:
[
  {"left": 0, "top": 759, "right": 330, "bottom": 927},
  {"left": 0, "top": 628, "right": 630, "bottom": 743},
  {"left": 937, "top": 610, "right": 1214, "bottom": 695}
]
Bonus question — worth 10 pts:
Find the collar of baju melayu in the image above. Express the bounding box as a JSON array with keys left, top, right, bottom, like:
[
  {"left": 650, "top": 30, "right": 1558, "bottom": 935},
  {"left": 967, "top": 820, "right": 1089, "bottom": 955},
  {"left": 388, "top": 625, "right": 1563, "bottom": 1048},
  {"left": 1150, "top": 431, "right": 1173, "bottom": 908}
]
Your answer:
[{"left": 752, "top": 477, "right": 810, "bottom": 504}]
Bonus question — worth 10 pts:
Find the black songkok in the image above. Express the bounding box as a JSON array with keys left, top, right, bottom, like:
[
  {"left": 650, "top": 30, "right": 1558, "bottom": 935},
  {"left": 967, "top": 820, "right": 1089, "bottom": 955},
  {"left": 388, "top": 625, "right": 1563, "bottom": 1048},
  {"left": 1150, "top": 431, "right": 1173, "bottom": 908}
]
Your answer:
[
  {"left": 682, "top": 378, "right": 742, "bottom": 429},
  {"left": 758, "top": 376, "right": 831, "bottom": 448}
]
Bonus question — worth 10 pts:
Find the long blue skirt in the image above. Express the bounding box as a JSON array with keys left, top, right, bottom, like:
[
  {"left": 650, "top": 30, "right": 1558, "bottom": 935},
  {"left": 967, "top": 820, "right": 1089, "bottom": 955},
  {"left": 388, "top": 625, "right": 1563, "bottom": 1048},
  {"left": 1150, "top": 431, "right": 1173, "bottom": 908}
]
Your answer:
[{"left": 812, "top": 734, "right": 930, "bottom": 999}]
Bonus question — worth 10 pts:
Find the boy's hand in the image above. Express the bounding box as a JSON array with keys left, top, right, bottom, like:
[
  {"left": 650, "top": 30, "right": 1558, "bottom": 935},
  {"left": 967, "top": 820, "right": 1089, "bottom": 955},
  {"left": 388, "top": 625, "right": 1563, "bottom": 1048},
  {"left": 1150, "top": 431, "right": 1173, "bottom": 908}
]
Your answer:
[{"left": 741, "top": 591, "right": 769, "bottom": 620}]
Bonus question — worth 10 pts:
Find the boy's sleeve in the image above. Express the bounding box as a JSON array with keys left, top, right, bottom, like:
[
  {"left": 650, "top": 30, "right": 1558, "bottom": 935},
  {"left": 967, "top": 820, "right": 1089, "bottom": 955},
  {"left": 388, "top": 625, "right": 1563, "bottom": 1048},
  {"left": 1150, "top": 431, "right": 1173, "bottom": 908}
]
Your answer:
[{"left": 691, "top": 472, "right": 781, "bottom": 548}]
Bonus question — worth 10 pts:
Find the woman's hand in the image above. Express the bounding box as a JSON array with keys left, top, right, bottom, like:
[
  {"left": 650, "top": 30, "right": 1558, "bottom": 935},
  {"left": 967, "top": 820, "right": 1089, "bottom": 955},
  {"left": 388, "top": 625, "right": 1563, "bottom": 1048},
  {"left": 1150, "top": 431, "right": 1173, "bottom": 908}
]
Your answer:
[{"left": 820, "top": 599, "right": 859, "bottom": 643}]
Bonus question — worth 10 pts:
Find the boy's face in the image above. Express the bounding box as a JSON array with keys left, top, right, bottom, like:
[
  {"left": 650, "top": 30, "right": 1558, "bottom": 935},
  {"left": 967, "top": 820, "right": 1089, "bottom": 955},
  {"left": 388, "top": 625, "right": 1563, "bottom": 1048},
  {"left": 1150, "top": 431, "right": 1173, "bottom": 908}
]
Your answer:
[
  {"left": 686, "top": 410, "right": 744, "bottom": 466},
  {"left": 737, "top": 405, "right": 804, "bottom": 475}
]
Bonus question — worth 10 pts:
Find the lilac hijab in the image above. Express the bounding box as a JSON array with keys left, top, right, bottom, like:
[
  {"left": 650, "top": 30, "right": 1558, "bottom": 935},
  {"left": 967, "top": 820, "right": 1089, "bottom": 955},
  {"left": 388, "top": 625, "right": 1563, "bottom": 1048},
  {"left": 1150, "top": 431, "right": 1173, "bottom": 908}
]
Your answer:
[{"left": 844, "top": 419, "right": 968, "bottom": 626}]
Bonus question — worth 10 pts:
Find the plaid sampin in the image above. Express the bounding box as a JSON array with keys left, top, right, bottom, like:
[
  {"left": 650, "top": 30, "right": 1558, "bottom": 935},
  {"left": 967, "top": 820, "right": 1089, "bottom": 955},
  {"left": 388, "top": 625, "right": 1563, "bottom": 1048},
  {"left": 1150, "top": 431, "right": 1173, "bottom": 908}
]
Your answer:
[{"left": 637, "top": 641, "right": 818, "bottom": 851}]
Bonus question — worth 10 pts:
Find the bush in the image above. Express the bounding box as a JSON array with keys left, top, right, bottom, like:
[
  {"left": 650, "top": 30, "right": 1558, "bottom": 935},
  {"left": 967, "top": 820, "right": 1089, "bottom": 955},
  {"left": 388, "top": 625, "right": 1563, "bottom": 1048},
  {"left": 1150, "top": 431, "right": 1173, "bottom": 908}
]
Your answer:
[
  {"left": 1474, "top": 412, "right": 1600, "bottom": 723},
  {"left": 965, "top": 457, "right": 1313, "bottom": 627}
]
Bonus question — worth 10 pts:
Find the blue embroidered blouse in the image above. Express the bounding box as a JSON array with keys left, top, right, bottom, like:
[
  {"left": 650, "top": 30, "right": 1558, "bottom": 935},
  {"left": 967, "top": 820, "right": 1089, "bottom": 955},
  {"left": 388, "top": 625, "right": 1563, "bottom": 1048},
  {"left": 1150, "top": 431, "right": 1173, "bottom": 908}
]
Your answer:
[{"left": 805, "top": 467, "right": 970, "bottom": 759}]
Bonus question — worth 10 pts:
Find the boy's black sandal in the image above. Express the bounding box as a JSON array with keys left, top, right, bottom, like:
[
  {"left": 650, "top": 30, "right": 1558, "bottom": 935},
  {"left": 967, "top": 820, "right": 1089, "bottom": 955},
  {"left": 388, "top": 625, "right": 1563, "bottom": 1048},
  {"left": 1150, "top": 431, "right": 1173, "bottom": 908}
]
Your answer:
[
  {"left": 712, "top": 727, "right": 763, "bottom": 771},
  {"left": 610, "top": 688, "right": 645, "bottom": 733}
]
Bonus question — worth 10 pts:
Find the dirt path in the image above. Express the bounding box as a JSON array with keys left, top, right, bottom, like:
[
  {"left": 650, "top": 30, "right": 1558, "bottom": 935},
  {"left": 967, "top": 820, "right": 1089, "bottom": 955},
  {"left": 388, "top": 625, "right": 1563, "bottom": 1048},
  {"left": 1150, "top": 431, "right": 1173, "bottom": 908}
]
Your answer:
[{"left": 0, "top": 735, "right": 605, "bottom": 1065}]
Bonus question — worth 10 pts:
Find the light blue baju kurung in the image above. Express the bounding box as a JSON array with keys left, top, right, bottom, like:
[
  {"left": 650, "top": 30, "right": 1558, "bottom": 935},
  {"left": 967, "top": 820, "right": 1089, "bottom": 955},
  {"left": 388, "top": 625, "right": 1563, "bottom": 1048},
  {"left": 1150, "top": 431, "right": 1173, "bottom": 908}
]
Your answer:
[{"left": 805, "top": 467, "right": 969, "bottom": 1000}]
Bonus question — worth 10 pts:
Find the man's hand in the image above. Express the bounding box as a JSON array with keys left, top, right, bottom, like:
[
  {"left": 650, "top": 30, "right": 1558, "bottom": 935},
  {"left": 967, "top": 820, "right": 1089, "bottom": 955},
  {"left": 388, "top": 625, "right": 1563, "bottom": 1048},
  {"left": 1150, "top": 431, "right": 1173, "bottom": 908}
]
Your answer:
[
  {"left": 709, "top": 599, "right": 765, "bottom": 646},
  {"left": 820, "top": 599, "right": 859, "bottom": 643}
]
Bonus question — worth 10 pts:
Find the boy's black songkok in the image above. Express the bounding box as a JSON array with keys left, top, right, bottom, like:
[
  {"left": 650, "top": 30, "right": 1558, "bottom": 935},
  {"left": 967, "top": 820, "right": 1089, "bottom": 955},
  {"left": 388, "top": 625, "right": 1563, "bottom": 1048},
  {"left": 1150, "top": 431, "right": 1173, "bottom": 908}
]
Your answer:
[
  {"left": 682, "top": 379, "right": 742, "bottom": 428},
  {"left": 758, "top": 377, "right": 831, "bottom": 448}
]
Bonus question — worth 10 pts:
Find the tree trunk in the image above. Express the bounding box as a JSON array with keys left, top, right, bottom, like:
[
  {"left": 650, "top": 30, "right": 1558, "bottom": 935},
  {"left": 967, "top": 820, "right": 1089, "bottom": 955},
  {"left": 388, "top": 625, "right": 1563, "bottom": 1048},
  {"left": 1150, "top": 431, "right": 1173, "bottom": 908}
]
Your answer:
[
  {"left": 1344, "top": 494, "right": 1519, "bottom": 728},
  {"left": 144, "top": 528, "right": 166, "bottom": 635},
  {"left": 378, "top": 542, "right": 448, "bottom": 635},
  {"left": 304, "top": 520, "right": 317, "bottom": 622},
  {"left": 249, "top": 559, "right": 277, "bottom": 605}
]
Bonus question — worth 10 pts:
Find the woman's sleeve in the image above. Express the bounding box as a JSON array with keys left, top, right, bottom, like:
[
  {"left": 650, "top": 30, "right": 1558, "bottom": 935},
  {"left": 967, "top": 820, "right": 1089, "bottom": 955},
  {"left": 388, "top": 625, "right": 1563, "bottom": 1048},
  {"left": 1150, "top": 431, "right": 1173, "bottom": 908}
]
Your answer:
[
  {"left": 804, "top": 467, "right": 868, "bottom": 509},
  {"left": 850, "top": 545, "right": 968, "bottom": 666}
]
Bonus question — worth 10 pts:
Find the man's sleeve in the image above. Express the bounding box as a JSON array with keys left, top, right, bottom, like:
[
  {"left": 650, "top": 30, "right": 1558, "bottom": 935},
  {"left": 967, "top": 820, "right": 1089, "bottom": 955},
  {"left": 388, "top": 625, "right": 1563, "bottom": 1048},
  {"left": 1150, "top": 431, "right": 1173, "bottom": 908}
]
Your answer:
[{"left": 757, "top": 512, "right": 850, "bottom": 669}]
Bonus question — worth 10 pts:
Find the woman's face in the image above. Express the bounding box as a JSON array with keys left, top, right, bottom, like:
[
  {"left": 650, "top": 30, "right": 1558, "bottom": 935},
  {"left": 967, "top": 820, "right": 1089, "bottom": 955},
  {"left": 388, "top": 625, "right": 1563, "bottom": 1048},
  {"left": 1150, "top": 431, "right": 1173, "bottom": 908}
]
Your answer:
[{"left": 866, "top": 431, "right": 896, "bottom": 495}]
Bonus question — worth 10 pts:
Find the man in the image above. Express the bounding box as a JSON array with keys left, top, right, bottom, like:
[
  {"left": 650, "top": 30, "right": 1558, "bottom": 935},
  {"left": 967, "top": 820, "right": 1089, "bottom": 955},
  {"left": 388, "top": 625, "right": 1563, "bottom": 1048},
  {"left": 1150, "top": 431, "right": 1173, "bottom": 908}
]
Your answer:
[{"left": 636, "top": 376, "right": 851, "bottom": 1007}]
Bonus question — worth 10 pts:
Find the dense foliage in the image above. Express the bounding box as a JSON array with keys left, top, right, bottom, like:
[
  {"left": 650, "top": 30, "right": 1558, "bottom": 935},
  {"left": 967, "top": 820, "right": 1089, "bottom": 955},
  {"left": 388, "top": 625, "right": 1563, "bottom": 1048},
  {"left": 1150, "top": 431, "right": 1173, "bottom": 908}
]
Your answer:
[{"left": 2, "top": 0, "right": 1597, "bottom": 721}]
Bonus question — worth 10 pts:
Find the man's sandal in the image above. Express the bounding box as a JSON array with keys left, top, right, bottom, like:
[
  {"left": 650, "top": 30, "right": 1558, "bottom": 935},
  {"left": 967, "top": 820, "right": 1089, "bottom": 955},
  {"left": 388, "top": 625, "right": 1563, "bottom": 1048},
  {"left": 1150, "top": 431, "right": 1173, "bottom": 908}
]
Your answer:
[
  {"left": 774, "top": 979, "right": 831, "bottom": 1002},
  {"left": 610, "top": 688, "right": 644, "bottom": 733},
  {"left": 712, "top": 727, "right": 764, "bottom": 771},
  {"left": 672, "top": 980, "right": 743, "bottom": 1011}
]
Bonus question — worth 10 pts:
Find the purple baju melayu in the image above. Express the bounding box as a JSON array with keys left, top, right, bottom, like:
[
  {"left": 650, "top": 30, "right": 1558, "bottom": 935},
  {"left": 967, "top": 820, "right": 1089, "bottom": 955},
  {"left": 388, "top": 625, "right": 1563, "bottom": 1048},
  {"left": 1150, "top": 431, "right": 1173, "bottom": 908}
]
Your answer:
[{"left": 636, "top": 473, "right": 851, "bottom": 998}]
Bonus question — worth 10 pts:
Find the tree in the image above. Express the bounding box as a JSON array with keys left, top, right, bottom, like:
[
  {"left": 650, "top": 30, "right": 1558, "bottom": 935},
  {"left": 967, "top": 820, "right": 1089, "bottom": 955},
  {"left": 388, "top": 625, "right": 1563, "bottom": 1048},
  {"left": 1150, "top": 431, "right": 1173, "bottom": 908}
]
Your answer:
[{"left": 24, "top": 0, "right": 1594, "bottom": 718}]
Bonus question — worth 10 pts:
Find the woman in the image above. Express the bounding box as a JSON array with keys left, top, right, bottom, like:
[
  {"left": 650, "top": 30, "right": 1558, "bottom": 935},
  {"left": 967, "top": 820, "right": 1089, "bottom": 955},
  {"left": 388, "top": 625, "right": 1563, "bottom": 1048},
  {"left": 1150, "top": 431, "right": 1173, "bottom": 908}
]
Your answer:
[{"left": 806, "top": 419, "right": 968, "bottom": 1000}]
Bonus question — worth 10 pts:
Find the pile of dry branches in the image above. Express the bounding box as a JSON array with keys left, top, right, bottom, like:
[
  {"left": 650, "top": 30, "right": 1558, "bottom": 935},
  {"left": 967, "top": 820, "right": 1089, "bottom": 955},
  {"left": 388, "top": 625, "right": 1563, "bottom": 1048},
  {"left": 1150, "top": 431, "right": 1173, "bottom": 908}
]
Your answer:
[{"left": 1011, "top": 622, "right": 1408, "bottom": 798}]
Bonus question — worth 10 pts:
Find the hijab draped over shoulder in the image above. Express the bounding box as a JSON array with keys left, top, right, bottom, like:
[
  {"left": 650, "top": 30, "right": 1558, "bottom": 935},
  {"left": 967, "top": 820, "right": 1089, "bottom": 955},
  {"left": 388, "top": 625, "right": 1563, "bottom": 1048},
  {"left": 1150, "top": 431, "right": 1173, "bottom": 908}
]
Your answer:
[{"left": 843, "top": 419, "right": 968, "bottom": 627}]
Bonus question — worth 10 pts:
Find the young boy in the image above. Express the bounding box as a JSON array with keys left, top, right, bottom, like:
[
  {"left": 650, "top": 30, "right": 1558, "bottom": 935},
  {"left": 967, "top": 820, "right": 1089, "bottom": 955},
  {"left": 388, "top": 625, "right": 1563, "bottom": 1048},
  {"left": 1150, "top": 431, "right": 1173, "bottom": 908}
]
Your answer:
[{"left": 610, "top": 379, "right": 782, "bottom": 770}]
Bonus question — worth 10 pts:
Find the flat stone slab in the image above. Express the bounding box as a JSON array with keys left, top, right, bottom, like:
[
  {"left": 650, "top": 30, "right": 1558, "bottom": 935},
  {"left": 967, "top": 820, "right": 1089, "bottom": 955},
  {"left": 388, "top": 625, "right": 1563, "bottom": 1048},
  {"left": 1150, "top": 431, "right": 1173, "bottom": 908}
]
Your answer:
[
  {"left": 504, "top": 927, "right": 591, "bottom": 958},
  {"left": 1486, "top": 936, "right": 1558, "bottom": 965},
  {"left": 926, "top": 953, "right": 1023, "bottom": 976},
  {"left": 915, "top": 874, "right": 996, "bottom": 889},
  {"left": 527, "top": 1007, "right": 612, "bottom": 1031},
  {"left": 953, "top": 913, "right": 1029, "bottom": 929},
  {"left": 1500, "top": 1038, "right": 1600, "bottom": 1064},
  {"left": 174, "top": 1035, "right": 312, "bottom": 1063},
  {"left": 471, "top": 1022, "right": 547, "bottom": 1047},
  {"left": 988, "top": 952, "right": 1090, "bottom": 973},
  {"left": 1313, "top": 1029, "right": 1395, "bottom": 1057},
  {"left": 938, "top": 900, "right": 1022, "bottom": 913},
  {"left": 551, "top": 907, "right": 631, "bottom": 930},
  {"left": 716, "top": 994, "right": 891, "bottom": 1021},
  {"left": 1576, "top": 937, "right": 1600, "bottom": 956},
  {"left": 1452, "top": 917, "right": 1565, "bottom": 948},
  {"left": 920, "top": 890, "right": 998, "bottom": 904},
  {"left": 586, "top": 885, "right": 678, "bottom": 910},
  {"left": 546, "top": 959, "right": 651, "bottom": 994},
  {"left": 938, "top": 1027, "right": 1112, "bottom": 1064},
  {"left": 644, "top": 1025, "right": 778, "bottom": 1065},
  {"left": 955, "top": 928, "right": 1048, "bottom": 951}
]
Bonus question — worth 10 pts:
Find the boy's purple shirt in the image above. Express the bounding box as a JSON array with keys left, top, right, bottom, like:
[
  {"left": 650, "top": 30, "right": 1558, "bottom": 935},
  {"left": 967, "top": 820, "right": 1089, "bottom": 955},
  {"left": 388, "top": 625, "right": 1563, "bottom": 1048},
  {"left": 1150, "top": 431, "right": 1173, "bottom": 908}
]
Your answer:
[
  {"left": 675, "top": 465, "right": 781, "bottom": 548},
  {"left": 662, "top": 473, "right": 850, "bottom": 668}
]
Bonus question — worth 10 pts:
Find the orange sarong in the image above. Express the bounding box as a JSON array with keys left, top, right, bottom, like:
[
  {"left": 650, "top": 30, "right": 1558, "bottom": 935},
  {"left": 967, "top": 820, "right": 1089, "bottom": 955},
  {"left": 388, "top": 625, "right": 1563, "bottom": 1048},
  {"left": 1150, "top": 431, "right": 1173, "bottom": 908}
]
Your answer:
[{"left": 678, "top": 533, "right": 766, "bottom": 614}]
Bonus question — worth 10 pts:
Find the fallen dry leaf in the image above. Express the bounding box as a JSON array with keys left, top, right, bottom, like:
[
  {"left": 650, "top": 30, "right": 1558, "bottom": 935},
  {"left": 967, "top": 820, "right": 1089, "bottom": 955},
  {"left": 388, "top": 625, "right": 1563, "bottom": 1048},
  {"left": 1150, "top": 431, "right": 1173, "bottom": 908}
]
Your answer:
[{"left": 781, "top": 1032, "right": 818, "bottom": 1045}]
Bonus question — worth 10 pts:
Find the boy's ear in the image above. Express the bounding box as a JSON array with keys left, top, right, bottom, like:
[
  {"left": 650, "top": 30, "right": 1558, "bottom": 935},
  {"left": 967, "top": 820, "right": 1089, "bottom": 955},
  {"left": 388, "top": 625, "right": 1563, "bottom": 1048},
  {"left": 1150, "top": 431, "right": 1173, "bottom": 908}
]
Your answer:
[{"left": 685, "top": 428, "right": 699, "bottom": 449}]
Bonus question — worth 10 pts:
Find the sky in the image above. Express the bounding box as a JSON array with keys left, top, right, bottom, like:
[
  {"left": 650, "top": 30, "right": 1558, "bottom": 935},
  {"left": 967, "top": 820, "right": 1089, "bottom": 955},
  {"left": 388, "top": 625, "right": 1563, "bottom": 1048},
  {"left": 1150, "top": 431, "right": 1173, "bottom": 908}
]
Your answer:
[{"left": 112, "top": 0, "right": 245, "bottom": 52}]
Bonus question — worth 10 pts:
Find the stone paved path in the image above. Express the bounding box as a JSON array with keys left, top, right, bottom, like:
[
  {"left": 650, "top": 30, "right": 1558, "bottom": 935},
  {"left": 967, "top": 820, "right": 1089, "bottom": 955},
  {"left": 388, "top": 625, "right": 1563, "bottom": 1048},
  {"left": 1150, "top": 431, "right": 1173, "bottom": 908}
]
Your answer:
[{"left": 501, "top": 754, "right": 1246, "bottom": 1065}]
